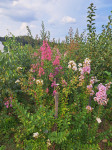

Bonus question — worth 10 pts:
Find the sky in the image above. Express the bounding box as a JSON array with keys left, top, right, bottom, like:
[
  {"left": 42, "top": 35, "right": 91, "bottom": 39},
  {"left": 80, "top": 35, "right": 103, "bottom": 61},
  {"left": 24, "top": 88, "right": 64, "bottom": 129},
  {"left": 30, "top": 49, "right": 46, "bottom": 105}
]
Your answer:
[{"left": 0, "top": 0, "right": 112, "bottom": 41}]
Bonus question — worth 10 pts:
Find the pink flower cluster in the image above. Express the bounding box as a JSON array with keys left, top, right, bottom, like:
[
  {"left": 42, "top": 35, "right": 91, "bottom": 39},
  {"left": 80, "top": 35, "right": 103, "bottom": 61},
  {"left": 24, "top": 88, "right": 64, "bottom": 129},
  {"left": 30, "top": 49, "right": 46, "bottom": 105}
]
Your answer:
[
  {"left": 46, "top": 88, "right": 49, "bottom": 94},
  {"left": 87, "top": 84, "right": 94, "bottom": 96},
  {"left": 94, "top": 83, "right": 111, "bottom": 105},
  {"left": 53, "top": 66, "right": 63, "bottom": 76},
  {"left": 40, "top": 41, "right": 52, "bottom": 61},
  {"left": 79, "top": 58, "right": 91, "bottom": 82},
  {"left": 62, "top": 79, "right": 67, "bottom": 87},
  {"left": 51, "top": 81, "right": 58, "bottom": 88},
  {"left": 86, "top": 105, "right": 94, "bottom": 112},
  {"left": 4, "top": 97, "right": 12, "bottom": 108},
  {"left": 49, "top": 73, "right": 54, "bottom": 81},
  {"left": 81, "top": 58, "right": 91, "bottom": 74},
  {"left": 53, "top": 90, "right": 57, "bottom": 96},
  {"left": 53, "top": 56, "right": 60, "bottom": 66},
  {"left": 31, "top": 63, "right": 39, "bottom": 72},
  {"left": 86, "top": 76, "right": 97, "bottom": 96},
  {"left": 38, "top": 67, "right": 45, "bottom": 77}
]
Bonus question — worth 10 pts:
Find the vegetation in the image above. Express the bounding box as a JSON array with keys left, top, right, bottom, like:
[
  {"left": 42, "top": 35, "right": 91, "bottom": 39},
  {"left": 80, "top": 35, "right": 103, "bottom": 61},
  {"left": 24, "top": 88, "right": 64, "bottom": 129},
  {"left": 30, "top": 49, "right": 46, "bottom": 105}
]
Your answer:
[{"left": 0, "top": 3, "right": 112, "bottom": 150}]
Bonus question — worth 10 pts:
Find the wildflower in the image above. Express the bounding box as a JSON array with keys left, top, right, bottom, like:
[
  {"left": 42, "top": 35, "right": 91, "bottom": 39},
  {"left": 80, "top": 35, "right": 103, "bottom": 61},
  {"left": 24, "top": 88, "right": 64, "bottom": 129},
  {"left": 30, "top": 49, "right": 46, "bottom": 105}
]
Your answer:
[
  {"left": 84, "top": 58, "right": 91, "bottom": 65},
  {"left": 33, "top": 77, "right": 35, "bottom": 81},
  {"left": 62, "top": 79, "right": 67, "bottom": 87},
  {"left": 81, "top": 58, "right": 91, "bottom": 74},
  {"left": 46, "top": 88, "right": 49, "bottom": 93},
  {"left": 49, "top": 73, "right": 54, "bottom": 81},
  {"left": 78, "top": 67, "right": 83, "bottom": 72},
  {"left": 72, "top": 66, "right": 77, "bottom": 71},
  {"left": 64, "top": 51, "right": 68, "bottom": 57},
  {"left": 15, "top": 79, "right": 20, "bottom": 83},
  {"left": 94, "top": 83, "right": 109, "bottom": 105},
  {"left": 47, "top": 139, "right": 51, "bottom": 147},
  {"left": 4, "top": 101, "right": 9, "bottom": 108},
  {"left": 17, "top": 67, "right": 22, "bottom": 70},
  {"left": 82, "top": 65, "right": 91, "bottom": 74},
  {"left": 40, "top": 41, "right": 52, "bottom": 61},
  {"left": 38, "top": 67, "right": 45, "bottom": 77},
  {"left": 53, "top": 56, "right": 60, "bottom": 66},
  {"left": 29, "top": 68, "right": 34, "bottom": 72},
  {"left": 33, "top": 132, "right": 39, "bottom": 138},
  {"left": 87, "top": 84, "right": 94, "bottom": 96},
  {"left": 90, "top": 90, "right": 94, "bottom": 96},
  {"left": 86, "top": 105, "right": 94, "bottom": 112},
  {"left": 53, "top": 66, "right": 62, "bottom": 76},
  {"left": 78, "top": 63, "right": 82, "bottom": 67},
  {"left": 4, "top": 98, "right": 12, "bottom": 108},
  {"left": 105, "top": 82, "right": 112, "bottom": 90},
  {"left": 36, "top": 79, "right": 43, "bottom": 85},
  {"left": 51, "top": 81, "right": 59, "bottom": 88},
  {"left": 96, "top": 117, "right": 102, "bottom": 124},
  {"left": 33, "top": 52, "right": 38, "bottom": 57},
  {"left": 68, "top": 64, "right": 71, "bottom": 69},
  {"left": 68, "top": 60, "right": 75, "bottom": 65},
  {"left": 53, "top": 90, "right": 57, "bottom": 96},
  {"left": 68, "top": 60, "right": 77, "bottom": 71}
]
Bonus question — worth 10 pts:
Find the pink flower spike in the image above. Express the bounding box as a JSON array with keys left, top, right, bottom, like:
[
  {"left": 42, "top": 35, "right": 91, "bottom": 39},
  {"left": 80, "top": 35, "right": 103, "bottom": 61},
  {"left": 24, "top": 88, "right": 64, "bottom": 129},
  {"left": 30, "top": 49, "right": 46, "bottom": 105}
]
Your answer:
[{"left": 53, "top": 56, "right": 60, "bottom": 66}]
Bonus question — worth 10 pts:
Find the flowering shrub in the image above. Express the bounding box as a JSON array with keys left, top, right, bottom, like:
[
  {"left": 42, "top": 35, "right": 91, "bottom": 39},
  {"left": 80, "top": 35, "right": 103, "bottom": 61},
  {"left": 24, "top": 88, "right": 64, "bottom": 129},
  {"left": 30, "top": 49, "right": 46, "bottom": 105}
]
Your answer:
[{"left": 3, "top": 41, "right": 111, "bottom": 150}]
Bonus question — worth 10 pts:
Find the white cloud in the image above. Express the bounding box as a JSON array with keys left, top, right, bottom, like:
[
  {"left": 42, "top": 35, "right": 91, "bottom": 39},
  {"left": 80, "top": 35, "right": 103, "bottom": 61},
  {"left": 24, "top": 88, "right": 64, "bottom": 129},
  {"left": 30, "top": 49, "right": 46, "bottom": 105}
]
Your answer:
[
  {"left": 0, "top": 0, "right": 111, "bottom": 40},
  {"left": 62, "top": 16, "right": 76, "bottom": 24},
  {"left": 12, "top": 1, "right": 19, "bottom": 6}
]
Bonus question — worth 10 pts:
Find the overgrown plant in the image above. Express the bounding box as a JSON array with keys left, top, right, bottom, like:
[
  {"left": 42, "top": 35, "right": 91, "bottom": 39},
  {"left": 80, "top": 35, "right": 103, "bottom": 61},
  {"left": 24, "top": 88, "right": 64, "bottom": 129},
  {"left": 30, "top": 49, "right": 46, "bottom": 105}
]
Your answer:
[{"left": 4, "top": 41, "right": 112, "bottom": 150}]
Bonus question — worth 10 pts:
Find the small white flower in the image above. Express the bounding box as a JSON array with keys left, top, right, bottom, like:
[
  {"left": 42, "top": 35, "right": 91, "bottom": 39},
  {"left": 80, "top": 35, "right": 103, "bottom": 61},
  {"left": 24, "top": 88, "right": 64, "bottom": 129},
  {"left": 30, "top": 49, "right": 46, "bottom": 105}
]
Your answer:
[
  {"left": 72, "top": 66, "right": 77, "bottom": 71},
  {"left": 17, "top": 67, "right": 22, "bottom": 70},
  {"left": 68, "top": 60, "right": 75, "bottom": 65},
  {"left": 33, "top": 132, "right": 39, "bottom": 138},
  {"left": 96, "top": 117, "right": 102, "bottom": 123},
  {"left": 29, "top": 68, "right": 33, "bottom": 72},
  {"left": 56, "top": 83, "right": 59, "bottom": 86},
  {"left": 15, "top": 79, "right": 20, "bottom": 83},
  {"left": 41, "top": 80, "right": 43, "bottom": 85},
  {"left": 68, "top": 64, "right": 71, "bottom": 69},
  {"left": 78, "top": 63, "right": 82, "bottom": 67},
  {"left": 78, "top": 67, "right": 83, "bottom": 72},
  {"left": 72, "top": 62, "right": 77, "bottom": 66},
  {"left": 84, "top": 58, "right": 91, "bottom": 64},
  {"left": 47, "top": 139, "right": 51, "bottom": 147},
  {"left": 36, "top": 79, "right": 43, "bottom": 85}
]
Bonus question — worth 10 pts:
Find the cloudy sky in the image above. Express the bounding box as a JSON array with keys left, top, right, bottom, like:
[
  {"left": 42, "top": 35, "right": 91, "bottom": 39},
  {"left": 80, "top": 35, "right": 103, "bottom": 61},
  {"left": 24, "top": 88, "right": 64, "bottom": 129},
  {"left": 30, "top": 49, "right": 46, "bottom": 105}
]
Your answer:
[{"left": 0, "top": 0, "right": 112, "bottom": 41}]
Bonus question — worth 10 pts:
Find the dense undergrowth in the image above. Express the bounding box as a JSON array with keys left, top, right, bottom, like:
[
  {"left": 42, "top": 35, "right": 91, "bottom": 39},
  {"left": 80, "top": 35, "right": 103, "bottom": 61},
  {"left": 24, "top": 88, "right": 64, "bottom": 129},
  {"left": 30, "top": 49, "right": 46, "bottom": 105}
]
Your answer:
[{"left": 0, "top": 3, "right": 112, "bottom": 150}]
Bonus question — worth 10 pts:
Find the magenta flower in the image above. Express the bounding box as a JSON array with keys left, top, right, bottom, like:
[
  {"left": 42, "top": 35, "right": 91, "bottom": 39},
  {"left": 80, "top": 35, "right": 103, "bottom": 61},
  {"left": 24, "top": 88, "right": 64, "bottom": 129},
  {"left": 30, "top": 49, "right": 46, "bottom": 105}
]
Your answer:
[
  {"left": 53, "top": 56, "right": 60, "bottom": 66},
  {"left": 49, "top": 73, "right": 54, "bottom": 81},
  {"left": 53, "top": 90, "right": 57, "bottom": 96},
  {"left": 51, "top": 81, "right": 57, "bottom": 88},
  {"left": 40, "top": 41, "right": 52, "bottom": 61},
  {"left": 62, "top": 80, "right": 67, "bottom": 87},
  {"left": 4, "top": 99, "right": 12, "bottom": 108}
]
